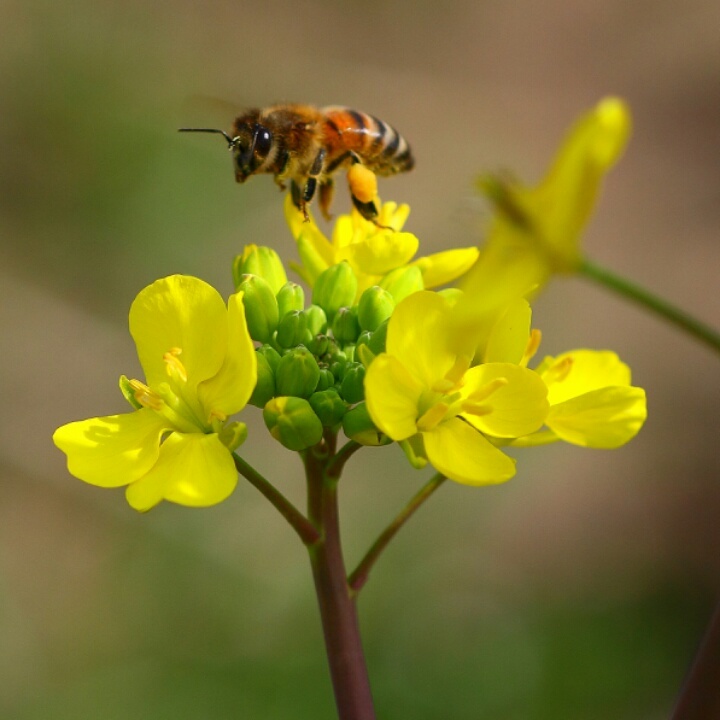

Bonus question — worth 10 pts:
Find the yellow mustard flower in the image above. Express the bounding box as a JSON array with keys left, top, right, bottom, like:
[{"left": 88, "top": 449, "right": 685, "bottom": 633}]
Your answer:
[
  {"left": 521, "top": 349, "right": 647, "bottom": 448},
  {"left": 468, "top": 97, "right": 631, "bottom": 295},
  {"left": 53, "top": 275, "right": 257, "bottom": 511},
  {"left": 284, "top": 194, "right": 479, "bottom": 298},
  {"left": 364, "top": 291, "right": 548, "bottom": 485}
]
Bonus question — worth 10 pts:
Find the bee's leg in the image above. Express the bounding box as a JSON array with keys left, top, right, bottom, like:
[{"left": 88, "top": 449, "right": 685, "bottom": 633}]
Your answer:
[
  {"left": 290, "top": 179, "right": 309, "bottom": 220},
  {"left": 274, "top": 150, "right": 290, "bottom": 191},
  {"left": 351, "top": 194, "right": 380, "bottom": 223},
  {"left": 318, "top": 179, "right": 334, "bottom": 221},
  {"left": 347, "top": 160, "right": 381, "bottom": 224},
  {"left": 297, "top": 147, "right": 327, "bottom": 222}
]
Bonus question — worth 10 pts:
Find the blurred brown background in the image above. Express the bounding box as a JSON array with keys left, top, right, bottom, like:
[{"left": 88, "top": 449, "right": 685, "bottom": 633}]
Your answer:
[{"left": 1, "top": 1, "right": 719, "bottom": 718}]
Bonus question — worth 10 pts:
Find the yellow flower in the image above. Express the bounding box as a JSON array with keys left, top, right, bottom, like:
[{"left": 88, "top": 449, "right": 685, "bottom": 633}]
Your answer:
[
  {"left": 468, "top": 97, "right": 631, "bottom": 295},
  {"left": 53, "top": 275, "right": 257, "bottom": 511},
  {"left": 364, "top": 291, "right": 548, "bottom": 485},
  {"left": 285, "top": 194, "right": 479, "bottom": 299},
  {"left": 528, "top": 349, "right": 647, "bottom": 448}
]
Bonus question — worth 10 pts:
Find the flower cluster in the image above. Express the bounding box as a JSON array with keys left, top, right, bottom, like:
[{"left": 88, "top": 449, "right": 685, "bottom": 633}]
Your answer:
[{"left": 54, "top": 99, "right": 648, "bottom": 509}]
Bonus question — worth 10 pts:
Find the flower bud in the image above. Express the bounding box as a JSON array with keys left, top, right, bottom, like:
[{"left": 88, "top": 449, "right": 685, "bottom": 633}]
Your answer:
[
  {"left": 367, "top": 318, "right": 389, "bottom": 355},
  {"left": 276, "top": 281, "right": 305, "bottom": 318},
  {"left": 314, "top": 367, "right": 335, "bottom": 392},
  {"left": 276, "top": 310, "right": 308, "bottom": 349},
  {"left": 217, "top": 421, "right": 248, "bottom": 452},
  {"left": 249, "top": 351, "right": 276, "bottom": 408},
  {"left": 379, "top": 265, "right": 423, "bottom": 303},
  {"left": 332, "top": 306, "right": 360, "bottom": 345},
  {"left": 340, "top": 362, "right": 366, "bottom": 404},
  {"left": 307, "top": 333, "right": 330, "bottom": 357},
  {"left": 312, "top": 261, "right": 358, "bottom": 322},
  {"left": 257, "top": 344, "right": 281, "bottom": 372},
  {"left": 309, "top": 388, "right": 347, "bottom": 427},
  {"left": 342, "top": 402, "right": 390, "bottom": 446},
  {"left": 304, "top": 304, "right": 328, "bottom": 336},
  {"left": 233, "top": 244, "right": 288, "bottom": 294},
  {"left": 263, "top": 397, "right": 324, "bottom": 451},
  {"left": 237, "top": 274, "right": 279, "bottom": 344},
  {"left": 357, "top": 286, "right": 395, "bottom": 332},
  {"left": 275, "top": 346, "right": 321, "bottom": 398}
]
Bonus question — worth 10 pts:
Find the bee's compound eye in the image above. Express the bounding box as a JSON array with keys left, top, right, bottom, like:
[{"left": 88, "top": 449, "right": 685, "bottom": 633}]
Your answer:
[{"left": 253, "top": 127, "right": 272, "bottom": 158}]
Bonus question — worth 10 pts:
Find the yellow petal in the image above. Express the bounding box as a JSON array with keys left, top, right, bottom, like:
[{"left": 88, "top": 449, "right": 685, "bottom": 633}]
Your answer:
[
  {"left": 197, "top": 290, "right": 257, "bottom": 417},
  {"left": 364, "top": 354, "right": 423, "bottom": 441},
  {"left": 125, "top": 432, "right": 238, "bottom": 511},
  {"left": 129, "top": 275, "right": 227, "bottom": 391},
  {"left": 539, "top": 97, "right": 631, "bottom": 249},
  {"left": 482, "top": 297, "right": 532, "bottom": 364},
  {"left": 540, "top": 350, "right": 631, "bottom": 406},
  {"left": 423, "top": 417, "right": 516, "bottom": 485},
  {"left": 386, "top": 291, "right": 459, "bottom": 386},
  {"left": 462, "top": 363, "right": 548, "bottom": 438},
  {"left": 296, "top": 230, "right": 334, "bottom": 284},
  {"left": 347, "top": 231, "right": 419, "bottom": 275},
  {"left": 410, "top": 247, "right": 480, "bottom": 288},
  {"left": 546, "top": 386, "right": 647, "bottom": 448},
  {"left": 53, "top": 409, "right": 169, "bottom": 487}
]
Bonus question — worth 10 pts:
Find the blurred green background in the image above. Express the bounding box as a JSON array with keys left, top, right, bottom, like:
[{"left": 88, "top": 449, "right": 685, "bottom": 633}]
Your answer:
[{"left": 2, "top": 1, "right": 719, "bottom": 718}]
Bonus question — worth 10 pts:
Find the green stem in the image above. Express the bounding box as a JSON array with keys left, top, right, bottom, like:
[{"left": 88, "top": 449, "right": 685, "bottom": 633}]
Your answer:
[
  {"left": 233, "top": 453, "right": 320, "bottom": 546},
  {"left": 305, "top": 449, "right": 376, "bottom": 720},
  {"left": 348, "top": 473, "right": 447, "bottom": 594},
  {"left": 579, "top": 259, "right": 720, "bottom": 355},
  {"left": 326, "top": 439, "right": 362, "bottom": 480}
]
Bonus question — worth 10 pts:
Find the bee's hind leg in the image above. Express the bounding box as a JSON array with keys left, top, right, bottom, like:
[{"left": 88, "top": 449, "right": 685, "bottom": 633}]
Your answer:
[{"left": 318, "top": 179, "right": 334, "bottom": 221}]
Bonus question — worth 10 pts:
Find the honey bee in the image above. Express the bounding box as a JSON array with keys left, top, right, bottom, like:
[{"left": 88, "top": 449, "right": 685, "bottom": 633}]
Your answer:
[{"left": 179, "top": 104, "right": 414, "bottom": 222}]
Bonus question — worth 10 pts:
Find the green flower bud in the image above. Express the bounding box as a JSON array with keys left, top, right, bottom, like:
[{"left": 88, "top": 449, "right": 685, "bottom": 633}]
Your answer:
[
  {"left": 307, "top": 333, "right": 330, "bottom": 356},
  {"left": 276, "top": 281, "right": 305, "bottom": 318},
  {"left": 309, "top": 388, "right": 347, "bottom": 427},
  {"left": 233, "top": 245, "right": 288, "bottom": 294},
  {"left": 379, "top": 265, "right": 423, "bottom": 303},
  {"left": 340, "top": 362, "right": 366, "bottom": 404},
  {"left": 218, "top": 421, "right": 248, "bottom": 452},
  {"left": 332, "top": 306, "right": 360, "bottom": 345},
  {"left": 263, "top": 397, "right": 324, "bottom": 451},
  {"left": 249, "top": 351, "right": 276, "bottom": 408},
  {"left": 275, "top": 346, "right": 321, "bottom": 398},
  {"left": 257, "top": 344, "right": 281, "bottom": 372},
  {"left": 330, "top": 355, "right": 348, "bottom": 382},
  {"left": 315, "top": 367, "right": 335, "bottom": 392},
  {"left": 304, "top": 304, "right": 328, "bottom": 335},
  {"left": 357, "top": 286, "right": 395, "bottom": 332},
  {"left": 237, "top": 274, "right": 279, "bottom": 344},
  {"left": 356, "top": 330, "right": 372, "bottom": 351},
  {"left": 312, "top": 261, "right": 358, "bottom": 322},
  {"left": 342, "top": 402, "right": 390, "bottom": 446},
  {"left": 276, "top": 310, "right": 308, "bottom": 349},
  {"left": 367, "top": 318, "right": 389, "bottom": 355}
]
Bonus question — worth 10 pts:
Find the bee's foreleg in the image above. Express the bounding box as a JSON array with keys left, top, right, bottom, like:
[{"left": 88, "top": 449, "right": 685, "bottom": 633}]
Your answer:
[{"left": 274, "top": 150, "right": 290, "bottom": 191}]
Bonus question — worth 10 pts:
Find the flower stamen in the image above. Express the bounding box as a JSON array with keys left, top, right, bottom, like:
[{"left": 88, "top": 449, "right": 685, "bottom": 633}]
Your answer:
[{"left": 163, "top": 347, "right": 188, "bottom": 383}]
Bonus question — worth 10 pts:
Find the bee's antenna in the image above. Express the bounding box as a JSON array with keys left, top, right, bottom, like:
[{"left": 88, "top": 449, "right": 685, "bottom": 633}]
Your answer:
[{"left": 178, "top": 128, "right": 236, "bottom": 148}]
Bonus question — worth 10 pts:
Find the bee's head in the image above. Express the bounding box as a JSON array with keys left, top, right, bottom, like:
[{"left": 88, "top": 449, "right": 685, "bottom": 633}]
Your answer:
[
  {"left": 228, "top": 120, "right": 273, "bottom": 183},
  {"left": 178, "top": 116, "right": 273, "bottom": 183}
]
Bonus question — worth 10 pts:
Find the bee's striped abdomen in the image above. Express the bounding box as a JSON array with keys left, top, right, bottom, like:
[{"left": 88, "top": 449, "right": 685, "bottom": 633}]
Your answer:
[{"left": 322, "top": 106, "right": 414, "bottom": 176}]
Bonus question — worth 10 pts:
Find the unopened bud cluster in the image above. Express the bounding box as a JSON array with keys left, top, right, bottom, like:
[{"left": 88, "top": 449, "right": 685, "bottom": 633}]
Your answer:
[{"left": 234, "top": 245, "right": 392, "bottom": 451}]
